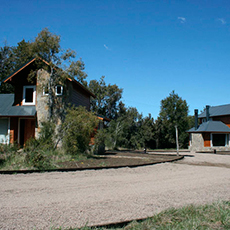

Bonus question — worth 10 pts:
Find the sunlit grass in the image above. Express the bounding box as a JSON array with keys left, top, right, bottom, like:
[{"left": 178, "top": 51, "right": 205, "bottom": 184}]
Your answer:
[
  {"left": 55, "top": 201, "right": 230, "bottom": 230},
  {"left": 0, "top": 144, "right": 88, "bottom": 170}
]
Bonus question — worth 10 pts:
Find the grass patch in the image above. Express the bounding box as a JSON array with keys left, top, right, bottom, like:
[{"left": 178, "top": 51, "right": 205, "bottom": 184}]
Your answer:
[
  {"left": 54, "top": 201, "right": 230, "bottom": 230},
  {"left": 0, "top": 143, "right": 91, "bottom": 171}
]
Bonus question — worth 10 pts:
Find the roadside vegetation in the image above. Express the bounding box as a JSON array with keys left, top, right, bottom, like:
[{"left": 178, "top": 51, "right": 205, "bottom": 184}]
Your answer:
[
  {"left": 0, "top": 106, "right": 99, "bottom": 171},
  {"left": 57, "top": 201, "right": 230, "bottom": 230}
]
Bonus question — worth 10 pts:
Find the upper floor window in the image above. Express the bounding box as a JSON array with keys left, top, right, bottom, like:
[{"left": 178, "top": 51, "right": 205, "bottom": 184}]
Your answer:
[
  {"left": 43, "top": 85, "right": 49, "bottom": 95},
  {"left": 55, "top": 85, "right": 63, "bottom": 96},
  {"left": 23, "top": 86, "right": 36, "bottom": 105}
]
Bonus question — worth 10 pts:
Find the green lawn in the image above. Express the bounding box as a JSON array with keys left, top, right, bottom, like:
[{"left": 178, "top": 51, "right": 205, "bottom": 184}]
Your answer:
[{"left": 56, "top": 201, "right": 230, "bottom": 230}]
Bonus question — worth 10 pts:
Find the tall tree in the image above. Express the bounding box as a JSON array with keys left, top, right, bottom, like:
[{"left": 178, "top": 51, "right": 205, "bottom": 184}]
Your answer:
[
  {"left": 88, "top": 76, "right": 123, "bottom": 119},
  {"left": 12, "top": 39, "right": 34, "bottom": 68},
  {"left": 157, "top": 91, "right": 190, "bottom": 149},
  {"left": 105, "top": 107, "right": 156, "bottom": 150},
  {"left": 106, "top": 107, "right": 140, "bottom": 149},
  {"left": 138, "top": 114, "right": 156, "bottom": 150},
  {"left": 0, "top": 43, "right": 15, "bottom": 93}
]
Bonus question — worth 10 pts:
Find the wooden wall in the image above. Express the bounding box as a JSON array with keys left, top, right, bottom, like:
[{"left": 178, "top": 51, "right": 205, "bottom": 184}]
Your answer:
[
  {"left": 10, "top": 117, "right": 18, "bottom": 144},
  {"left": 202, "top": 133, "right": 211, "bottom": 147},
  {"left": 213, "top": 115, "right": 230, "bottom": 128},
  {"left": 71, "top": 83, "right": 91, "bottom": 110}
]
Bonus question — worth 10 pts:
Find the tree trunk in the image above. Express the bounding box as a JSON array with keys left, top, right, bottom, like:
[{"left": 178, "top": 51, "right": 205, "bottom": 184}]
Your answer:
[{"left": 175, "top": 125, "right": 179, "bottom": 156}]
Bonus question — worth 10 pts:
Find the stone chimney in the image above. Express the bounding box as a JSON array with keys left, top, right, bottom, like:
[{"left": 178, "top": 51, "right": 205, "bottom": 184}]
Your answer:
[
  {"left": 206, "top": 105, "right": 210, "bottom": 121},
  {"left": 194, "top": 109, "right": 198, "bottom": 130}
]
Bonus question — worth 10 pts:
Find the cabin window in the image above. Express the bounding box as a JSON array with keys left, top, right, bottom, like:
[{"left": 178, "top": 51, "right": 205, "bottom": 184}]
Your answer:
[
  {"left": 212, "top": 134, "right": 229, "bottom": 147},
  {"left": 23, "top": 86, "right": 36, "bottom": 105},
  {"left": 43, "top": 85, "right": 49, "bottom": 95},
  {"left": 55, "top": 85, "right": 63, "bottom": 96}
]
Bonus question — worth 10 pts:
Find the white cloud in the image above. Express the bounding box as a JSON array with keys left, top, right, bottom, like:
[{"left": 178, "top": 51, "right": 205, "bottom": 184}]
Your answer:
[
  {"left": 178, "top": 17, "right": 186, "bottom": 23},
  {"left": 217, "top": 18, "right": 226, "bottom": 25}
]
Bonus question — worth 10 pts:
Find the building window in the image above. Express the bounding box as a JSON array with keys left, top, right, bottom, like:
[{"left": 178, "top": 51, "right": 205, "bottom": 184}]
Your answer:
[
  {"left": 212, "top": 134, "right": 229, "bottom": 147},
  {"left": 43, "top": 85, "right": 49, "bottom": 95},
  {"left": 23, "top": 86, "right": 36, "bottom": 105},
  {"left": 55, "top": 85, "right": 63, "bottom": 96}
]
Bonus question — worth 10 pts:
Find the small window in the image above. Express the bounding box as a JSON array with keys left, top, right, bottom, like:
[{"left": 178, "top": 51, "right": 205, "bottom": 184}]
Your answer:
[
  {"left": 55, "top": 85, "right": 63, "bottom": 96},
  {"left": 43, "top": 85, "right": 49, "bottom": 95},
  {"left": 212, "top": 134, "right": 228, "bottom": 146},
  {"left": 23, "top": 86, "right": 36, "bottom": 105}
]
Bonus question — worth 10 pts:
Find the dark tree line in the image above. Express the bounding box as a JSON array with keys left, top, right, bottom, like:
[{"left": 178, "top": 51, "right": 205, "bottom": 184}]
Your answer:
[{"left": 0, "top": 28, "right": 193, "bottom": 150}]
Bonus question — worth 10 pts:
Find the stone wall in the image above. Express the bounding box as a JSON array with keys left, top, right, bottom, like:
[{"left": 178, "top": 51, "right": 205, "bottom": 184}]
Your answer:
[{"left": 35, "top": 69, "right": 50, "bottom": 138}]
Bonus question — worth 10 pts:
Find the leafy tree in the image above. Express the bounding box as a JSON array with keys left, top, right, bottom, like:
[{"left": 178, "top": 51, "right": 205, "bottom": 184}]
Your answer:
[
  {"left": 12, "top": 39, "right": 34, "bottom": 68},
  {"left": 138, "top": 114, "right": 156, "bottom": 150},
  {"left": 105, "top": 107, "right": 156, "bottom": 150},
  {"left": 67, "top": 58, "right": 88, "bottom": 87},
  {"left": 61, "top": 106, "right": 99, "bottom": 155},
  {"left": 0, "top": 43, "right": 15, "bottom": 93},
  {"left": 157, "top": 91, "right": 190, "bottom": 149},
  {"left": 88, "top": 76, "right": 123, "bottom": 119},
  {"left": 28, "top": 28, "right": 88, "bottom": 120}
]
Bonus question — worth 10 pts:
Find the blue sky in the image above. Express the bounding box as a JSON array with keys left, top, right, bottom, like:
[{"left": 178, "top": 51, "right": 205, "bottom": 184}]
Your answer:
[{"left": 1, "top": 0, "right": 230, "bottom": 118}]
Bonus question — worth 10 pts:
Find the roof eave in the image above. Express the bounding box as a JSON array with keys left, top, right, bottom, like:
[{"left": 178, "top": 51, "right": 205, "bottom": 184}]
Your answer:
[
  {"left": 68, "top": 77, "right": 96, "bottom": 98},
  {"left": 3, "top": 57, "right": 96, "bottom": 98}
]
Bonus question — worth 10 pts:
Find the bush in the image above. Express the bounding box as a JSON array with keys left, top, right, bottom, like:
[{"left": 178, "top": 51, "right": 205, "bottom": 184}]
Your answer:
[
  {"left": 23, "top": 121, "right": 56, "bottom": 169},
  {"left": 94, "top": 129, "right": 106, "bottom": 154},
  {"left": 0, "top": 143, "right": 19, "bottom": 168},
  {"left": 61, "top": 106, "right": 99, "bottom": 155},
  {"left": 0, "top": 142, "right": 18, "bottom": 155},
  {"left": 37, "top": 121, "right": 56, "bottom": 150},
  {"left": 24, "top": 149, "right": 51, "bottom": 170}
]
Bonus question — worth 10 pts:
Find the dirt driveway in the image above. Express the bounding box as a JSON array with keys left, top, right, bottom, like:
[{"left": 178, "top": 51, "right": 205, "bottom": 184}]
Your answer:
[{"left": 0, "top": 152, "right": 230, "bottom": 229}]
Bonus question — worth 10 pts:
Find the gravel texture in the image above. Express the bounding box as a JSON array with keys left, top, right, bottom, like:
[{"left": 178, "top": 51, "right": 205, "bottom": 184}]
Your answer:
[{"left": 0, "top": 152, "right": 230, "bottom": 229}]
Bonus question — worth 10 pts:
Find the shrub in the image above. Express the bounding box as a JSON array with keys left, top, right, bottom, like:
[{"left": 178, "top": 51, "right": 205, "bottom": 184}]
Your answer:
[
  {"left": 0, "top": 143, "right": 19, "bottom": 167},
  {"left": 25, "top": 149, "right": 51, "bottom": 170},
  {"left": 94, "top": 129, "right": 107, "bottom": 154},
  {"left": 37, "top": 121, "right": 56, "bottom": 150},
  {"left": 23, "top": 121, "right": 55, "bottom": 169},
  {"left": 61, "top": 106, "right": 99, "bottom": 155}
]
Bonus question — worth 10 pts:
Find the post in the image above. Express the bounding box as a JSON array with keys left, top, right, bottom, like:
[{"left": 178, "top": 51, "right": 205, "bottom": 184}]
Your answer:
[{"left": 175, "top": 125, "right": 179, "bottom": 156}]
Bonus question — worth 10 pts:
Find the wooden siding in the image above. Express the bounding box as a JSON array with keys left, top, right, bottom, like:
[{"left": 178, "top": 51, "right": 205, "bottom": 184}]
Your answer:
[
  {"left": 24, "top": 119, "right": 35, "bottom": 144},
  {"left": 202, "top": 133, "right": 211, "bottom": 147},
  {"left": 71, "top": 86, "right": 90, "bottom": 110},
  {"left": 213, "top": 115, "right": 230, "bottom": 128},
  {"left": 9, "top": 118, "right": 35, "bottom": 145},
  {"left": 14, "top": 86, "right": 23, "bottom": 106},
  {"left": 8, "top": 63, "right": 37, "bottom": 106},
  {"left": 10, "top": 117, "right": 18, "bottom": 144}
]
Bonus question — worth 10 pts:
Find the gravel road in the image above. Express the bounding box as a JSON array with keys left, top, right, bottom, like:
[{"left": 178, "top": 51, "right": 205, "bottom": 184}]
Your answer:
[{"left": 0, "top": 152, "right": 230, "bottom": 229}]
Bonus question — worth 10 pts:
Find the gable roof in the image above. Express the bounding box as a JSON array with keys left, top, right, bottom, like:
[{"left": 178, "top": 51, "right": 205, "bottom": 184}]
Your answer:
[
  {"left": 199, "top": 104, "right": 230, "bottom": 118},
  {"left": 3, "top": 58, "right": 95, "bottom": 98},
  {"left": 187, "top": 120, "right": 230, "bottom": 133},
  {"left": 0, "top": 94, "right": 36, "bottom": 117}
]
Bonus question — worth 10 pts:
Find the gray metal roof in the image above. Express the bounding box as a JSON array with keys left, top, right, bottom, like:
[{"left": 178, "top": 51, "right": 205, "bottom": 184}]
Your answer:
[
  {"left": 187, "top": 120, "right": 230, "bottom": 133},
  {"left": 199, "top": 104, "right": 230, "bottom": 118},
  {"left": 0, "top": 94, "right": 36, "bottom": 117}
]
